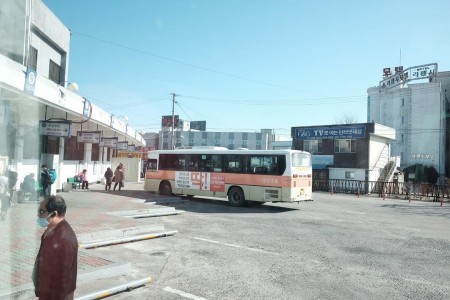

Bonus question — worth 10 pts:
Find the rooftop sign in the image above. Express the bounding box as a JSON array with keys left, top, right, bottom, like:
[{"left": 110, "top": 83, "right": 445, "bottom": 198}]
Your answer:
[{"left": 379, "top": 63, "right": 437, "bottom": 92}]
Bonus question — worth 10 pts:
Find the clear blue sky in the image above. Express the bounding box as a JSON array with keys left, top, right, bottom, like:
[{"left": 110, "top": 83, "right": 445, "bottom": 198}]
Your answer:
[{"left": 44, "top": 0, "right": 450, "bottom": 138}]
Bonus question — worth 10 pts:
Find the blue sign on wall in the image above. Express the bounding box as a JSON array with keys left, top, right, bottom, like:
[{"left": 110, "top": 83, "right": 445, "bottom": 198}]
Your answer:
[
  {"left": 295, "top": 125, "right": 366, "bottom": 140},
  {"left": 24, "top": 68, "right": 36, "bottom": 95}
]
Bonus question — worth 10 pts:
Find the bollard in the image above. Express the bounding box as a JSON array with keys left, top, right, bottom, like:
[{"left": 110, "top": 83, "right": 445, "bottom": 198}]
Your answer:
[
  {"left": 356, "top": 186, "right": 360, "bottom": 198},
  {"left": 331, "top": 185, "right": 334, "bottom": 195},
  {"left": 441, "top": 197, "right": 444, "bottom": 207}
]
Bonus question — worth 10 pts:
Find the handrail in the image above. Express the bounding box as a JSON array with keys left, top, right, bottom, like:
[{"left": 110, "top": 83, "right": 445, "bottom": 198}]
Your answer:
[{"left": 369, "top": 141, "right": 390, "bottom": 171}]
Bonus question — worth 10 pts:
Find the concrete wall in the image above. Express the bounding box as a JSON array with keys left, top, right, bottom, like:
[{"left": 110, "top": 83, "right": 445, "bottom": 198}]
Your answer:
[
  {"left": 111, "top": 158, "right": 141, "bottom": 183},
  {"left": 368, "top": 135, "right": 389, "bottom": 171},
  {"left": 0, "top": 0, "right": 27, "bottom": 64}
]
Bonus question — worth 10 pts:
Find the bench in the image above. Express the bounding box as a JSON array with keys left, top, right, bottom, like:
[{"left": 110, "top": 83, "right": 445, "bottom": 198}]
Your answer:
[{"left": 67, "top": 177, "right": 81, "bottom": 189}]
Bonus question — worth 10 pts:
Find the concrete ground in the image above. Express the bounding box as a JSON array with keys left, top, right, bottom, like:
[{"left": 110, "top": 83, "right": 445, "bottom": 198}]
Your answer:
[
  {"left": 0, "top": 181, "right": 182, "bottom": 299},
  {"left": 1, "top": 183, "right": 448, "bottom": 299}
]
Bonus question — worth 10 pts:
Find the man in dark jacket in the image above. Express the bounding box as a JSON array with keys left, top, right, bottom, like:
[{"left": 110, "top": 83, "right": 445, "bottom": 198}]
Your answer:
[
  {"left": 33, "top": 195, "right": 78, "bottom": 299},
  {"left": 40, "top": 164, "right": 52, "bottom": 197},
  {"left": 6, "top": 168, "right": 17, "bottom": 204}
]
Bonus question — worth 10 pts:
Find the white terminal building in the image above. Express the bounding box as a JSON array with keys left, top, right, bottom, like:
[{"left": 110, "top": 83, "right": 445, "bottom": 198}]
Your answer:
[
  {"left": 367, "top": 63, "right": 450, "bottom": 180},
  {"left": 0, "top": 0, "right": 146, "bottom": 192},
  {"left": 144, "top": 116, "right": 292, "bottom": 150}
]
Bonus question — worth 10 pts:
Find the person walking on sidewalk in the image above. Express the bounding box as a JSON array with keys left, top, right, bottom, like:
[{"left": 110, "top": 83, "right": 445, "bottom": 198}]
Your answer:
[
  {"left": 33, "top": 195, "right": 78, "bottom": 300},
  {"left": 78, "top": 169, "right": 89, "bottom": 189},
  {"left": 40, "top": 165, "right": 52, "bottom": 197},
  {"left": 113, "top": 164, "right": 124, "bottom": 191},
  {"left": 104, "top": 167, "right": 113, "bottom": 191}
]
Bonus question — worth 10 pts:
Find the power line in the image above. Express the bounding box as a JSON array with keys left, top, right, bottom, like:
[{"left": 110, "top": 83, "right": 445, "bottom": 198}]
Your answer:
[
  {"left": 180, "top": 94, "right": 367, "bottom": 106},
  {"left": 85, "top": 94, "right": 168, "bottom": 110},
  {"left": 70, "top": 30, "right": 327, "bottom": 97},
  {"left": 175, "top": 102, "right": 193, "bottom": 121}
]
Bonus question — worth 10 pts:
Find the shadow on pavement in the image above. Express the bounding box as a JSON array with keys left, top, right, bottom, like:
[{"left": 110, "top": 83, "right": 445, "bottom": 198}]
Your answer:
[
  {"left": 168, "top": 196, "right": 300, "bottom": 214},
  {"left": 86, "top": 186, "right": 301, "bottom": 214},
  {"left": 380, "top": 204, "right": 450, "bottom": 218}
]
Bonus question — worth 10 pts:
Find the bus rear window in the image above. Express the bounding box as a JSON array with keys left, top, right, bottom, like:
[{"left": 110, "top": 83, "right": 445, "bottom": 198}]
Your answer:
[{"left": 292, "top": 153, "right": 311, "bottom": 167}]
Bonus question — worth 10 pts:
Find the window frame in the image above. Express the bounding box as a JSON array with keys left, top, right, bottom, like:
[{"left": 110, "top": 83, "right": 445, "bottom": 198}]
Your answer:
[
  {"left": 303, "top": 139, "right": 323, "bottom": 154},
  {"left": 334, "top": 139, "right": 356, "bottom": 153},
  {"left": 49, "top": 59, "right": 61, "bottom": 84}
]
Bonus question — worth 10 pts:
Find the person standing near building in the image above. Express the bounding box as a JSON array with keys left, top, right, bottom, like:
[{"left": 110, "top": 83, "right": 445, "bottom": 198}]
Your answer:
[
  {"left": 0, "top": 173, "right": 10, "bottom": 221},
  {"left": 40, "top": 165, "right": 52, "bottom": 197},
  {"left": 104, "top": 167, "right": 113, "bottom": 191},
  {"left": 33, "top": 195, "right": 78, "bottom": 299},
  {"left": 113, "top": 164, "right": 124, "bottom": 191}
]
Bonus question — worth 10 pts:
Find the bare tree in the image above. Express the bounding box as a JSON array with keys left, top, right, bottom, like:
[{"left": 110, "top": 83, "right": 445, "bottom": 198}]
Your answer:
[{"left": 334, "top": 112, "right": 359, "bottom": 124}]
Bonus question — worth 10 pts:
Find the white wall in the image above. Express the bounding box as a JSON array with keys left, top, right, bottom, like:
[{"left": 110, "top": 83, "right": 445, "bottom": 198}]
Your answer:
[
  {"left": 329, "top": 168, "right": 366, "bottom": 181},
  {"left": 408, "top": 84, "right": 441, "bottom": 170},
  {"left": 111, "top": 157, "right": 141, "bottom": 182}
]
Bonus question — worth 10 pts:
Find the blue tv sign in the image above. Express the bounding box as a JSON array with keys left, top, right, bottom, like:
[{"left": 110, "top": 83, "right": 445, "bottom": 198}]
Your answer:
[{"left": 295, "top": 125, "right": 366, "bottom": 140}]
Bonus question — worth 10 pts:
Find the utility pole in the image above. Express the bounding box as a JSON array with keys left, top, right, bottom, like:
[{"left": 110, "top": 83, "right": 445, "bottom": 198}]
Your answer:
[{"left": 171, "top": 93, "right": 177, "bottom": 150}]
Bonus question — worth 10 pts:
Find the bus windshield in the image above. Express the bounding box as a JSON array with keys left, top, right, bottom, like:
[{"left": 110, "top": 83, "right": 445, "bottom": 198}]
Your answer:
[{"left": 291, "top": 152, "right": 311, "bottom": 167}]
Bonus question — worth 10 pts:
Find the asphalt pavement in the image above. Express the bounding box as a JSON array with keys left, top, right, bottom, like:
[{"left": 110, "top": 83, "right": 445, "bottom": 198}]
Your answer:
[{"left": 1, "top": 183, "right": 448, "bottom": 300}]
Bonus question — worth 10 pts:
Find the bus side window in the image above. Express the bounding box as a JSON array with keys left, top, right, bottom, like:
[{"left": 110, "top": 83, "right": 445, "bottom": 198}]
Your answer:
[{"left": 148, "top": 159, "right": 157, "bottom": 171}]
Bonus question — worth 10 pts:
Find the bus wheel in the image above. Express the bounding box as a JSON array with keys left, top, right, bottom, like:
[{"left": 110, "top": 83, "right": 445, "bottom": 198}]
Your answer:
[
  {"left": 159, "top": 181, "right": 172, "bottom": 195},
  {"left": 228, "top": 187, "right": 247, "bottom": 207}
]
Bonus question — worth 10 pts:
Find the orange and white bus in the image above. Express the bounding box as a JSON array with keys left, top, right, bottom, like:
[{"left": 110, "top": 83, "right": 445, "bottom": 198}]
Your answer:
[{"left": 144, "top": 148, "right": 312, "bottom": 206}]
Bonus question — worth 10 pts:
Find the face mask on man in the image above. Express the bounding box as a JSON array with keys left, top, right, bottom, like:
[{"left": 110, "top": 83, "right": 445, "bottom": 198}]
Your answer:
[{"left": 37, "top": 211, "right": 56, "bottom": 228}]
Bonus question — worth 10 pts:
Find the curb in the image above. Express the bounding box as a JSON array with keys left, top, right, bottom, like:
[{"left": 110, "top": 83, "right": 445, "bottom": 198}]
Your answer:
[
  {"left": 76, "top": 224, "right": 165, "bottom": 243},
  {"left": 78, "top": 230, "right": 178, "bottom": 249}
]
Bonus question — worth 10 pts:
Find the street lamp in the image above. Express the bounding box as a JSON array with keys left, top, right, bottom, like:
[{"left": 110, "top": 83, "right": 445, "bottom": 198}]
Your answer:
[{"left": 60, "top": 81, "right": 79, "bottom": 92}]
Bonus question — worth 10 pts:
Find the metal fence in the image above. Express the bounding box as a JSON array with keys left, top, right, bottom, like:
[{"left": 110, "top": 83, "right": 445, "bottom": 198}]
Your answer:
[{"left": 313, "top": 179, "right": 450, "bottom": 201}]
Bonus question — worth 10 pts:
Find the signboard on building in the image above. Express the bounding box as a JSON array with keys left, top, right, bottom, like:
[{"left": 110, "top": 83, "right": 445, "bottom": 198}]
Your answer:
[
  {"left": 190, "top": 121, "right": 207, "bottom": 131},
  {"left": 127, "top": 144, "right": 135, "bottom": 151},
  {"left": 100, "top": 137, "right": 119, "bottom": 148},
  {"left": 295, "top": 125, "right": 366, "bottom": 140},
  {"left": 117, "top": 151, "right": 144, "bottom": 158},
  {"left": 76, "top": 131, "right": 101, "bottom": 143},
  {"left": 39, "top": 121, "right": 72, "bottom": 137},
  {"left": 117, "top": 141, "right": 128, "bottom": 150},
  {"left": 379, "top": 63, "right": 438, "bottom": 92},
  {"left": 24, "top": 68, "right": 36, "bottom": 95},
  {"left": 161, "top": 115, "right": 179, "bottom": 128}
]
